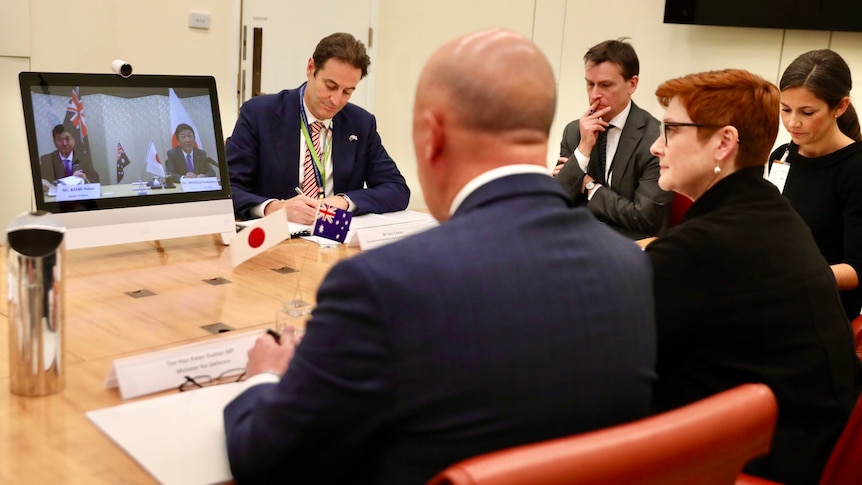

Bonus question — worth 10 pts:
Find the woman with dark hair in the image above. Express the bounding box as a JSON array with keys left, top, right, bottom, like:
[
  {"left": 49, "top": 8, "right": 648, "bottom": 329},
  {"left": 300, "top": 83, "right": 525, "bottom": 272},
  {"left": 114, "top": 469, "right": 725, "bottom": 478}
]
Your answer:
[
  {"left": 647, "top": 68, "right": 860, "bottom": 484},
  {"left": 769, "top": 49, "right": 862, "bottom": 320}
]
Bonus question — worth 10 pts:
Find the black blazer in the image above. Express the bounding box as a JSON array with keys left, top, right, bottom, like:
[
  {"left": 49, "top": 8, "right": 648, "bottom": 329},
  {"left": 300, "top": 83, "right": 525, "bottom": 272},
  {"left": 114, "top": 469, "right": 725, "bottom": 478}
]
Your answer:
[
  {"left": 165, "top": 147, "right": 216, "bottom": 181},
  {"left": 646, "top": 167, "right": 861, "bottom": 484},
  {"left": 556, "top": 101, "right": 672, "bottom": 239},
  {"left": 227, "top": 86, "right": 410, "bottom": 219}
]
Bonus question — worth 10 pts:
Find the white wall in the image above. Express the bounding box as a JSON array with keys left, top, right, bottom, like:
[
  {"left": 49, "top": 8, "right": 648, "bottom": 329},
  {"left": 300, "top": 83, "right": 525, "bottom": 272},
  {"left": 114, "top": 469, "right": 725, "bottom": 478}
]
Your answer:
[
  {"left": 373, "top": 0, "right": 862, "bottom": 211},
  {"left": 28, "top": 0, "right": 239, "bottom": 138},
  {"left": 4, "top": 0, "right": 862, "bottom": 225},
  {"left": 0, "top": 0, "right": 32, "bottom": 232}
]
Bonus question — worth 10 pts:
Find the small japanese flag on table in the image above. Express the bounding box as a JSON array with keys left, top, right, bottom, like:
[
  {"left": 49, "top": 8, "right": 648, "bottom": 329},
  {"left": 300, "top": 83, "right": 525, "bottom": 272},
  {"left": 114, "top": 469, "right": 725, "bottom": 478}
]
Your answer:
[
  {"left": 313, "top": 203, "right": 352, "bottom": 243},
  {"left": 230, "top": 208, "right": 291, "bottom": 267}
]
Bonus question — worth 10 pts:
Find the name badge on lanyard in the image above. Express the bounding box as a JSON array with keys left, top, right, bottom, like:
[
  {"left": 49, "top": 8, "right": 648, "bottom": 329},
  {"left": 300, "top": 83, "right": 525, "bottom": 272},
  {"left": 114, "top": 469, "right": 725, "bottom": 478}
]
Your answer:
[{"left": 767, "top": 148, "right": 790, "bottom": 194}]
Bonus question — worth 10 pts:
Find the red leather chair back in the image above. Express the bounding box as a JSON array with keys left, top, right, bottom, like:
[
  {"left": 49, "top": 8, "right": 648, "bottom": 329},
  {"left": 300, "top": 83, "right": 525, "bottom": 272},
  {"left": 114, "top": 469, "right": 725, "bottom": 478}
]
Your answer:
[
  {"left": 668, "top": 192, "right": 693, "bottom": 228},
  {"left": 851, "top": 314, "right": 862, "bottom": 350},
  {"left": 850, "top": 314, "right": 862, "bottom": 361},
  {"left": 736, "top": 393, "right": 862, "bottom": 485},
  {"left": 818, "top": 393, "right": 862, "bottom": 485},
  {"left": 428, "top": 384, "right": 777, "bottom": 485}
]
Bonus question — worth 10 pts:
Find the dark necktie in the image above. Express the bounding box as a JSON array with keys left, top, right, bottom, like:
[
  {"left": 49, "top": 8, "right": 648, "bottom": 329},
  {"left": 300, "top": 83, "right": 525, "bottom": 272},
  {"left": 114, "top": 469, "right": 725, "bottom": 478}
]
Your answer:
[
  {"left": 595, "top": 124, "right": 615, "bottom": 185},
  {"left": 63, "top": 158, "right": 72, "bottom": 177},
  {"left": 185, "top": 153, "right": 194, "bottom": 173}
]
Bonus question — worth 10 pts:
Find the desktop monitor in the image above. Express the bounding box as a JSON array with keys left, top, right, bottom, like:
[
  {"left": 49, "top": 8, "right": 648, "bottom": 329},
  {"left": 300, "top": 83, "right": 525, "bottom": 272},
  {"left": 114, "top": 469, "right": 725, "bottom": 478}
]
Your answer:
[{"left": 19, "top": 72, "right": 236, "bottom": 250}]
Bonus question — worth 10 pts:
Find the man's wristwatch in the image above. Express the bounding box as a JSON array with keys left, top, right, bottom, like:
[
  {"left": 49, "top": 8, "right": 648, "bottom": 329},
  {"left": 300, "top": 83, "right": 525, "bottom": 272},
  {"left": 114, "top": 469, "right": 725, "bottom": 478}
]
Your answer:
[{"left": 584, "top": 181, "right": 597, "bottom": 194}]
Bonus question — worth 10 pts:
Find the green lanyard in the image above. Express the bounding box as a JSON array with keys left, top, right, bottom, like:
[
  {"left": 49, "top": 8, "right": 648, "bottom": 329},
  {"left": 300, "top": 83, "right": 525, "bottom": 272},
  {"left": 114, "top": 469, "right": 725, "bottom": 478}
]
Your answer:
[{"left": 300, "top": 118, "right": 332, "bottom": 195}]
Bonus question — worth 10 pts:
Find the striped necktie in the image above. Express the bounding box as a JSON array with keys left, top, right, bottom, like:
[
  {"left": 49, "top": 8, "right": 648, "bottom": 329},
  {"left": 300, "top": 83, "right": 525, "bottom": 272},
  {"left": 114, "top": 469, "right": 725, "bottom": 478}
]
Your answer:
[{"left": 302, "top": 121, "right": 324, "bottom": 198}]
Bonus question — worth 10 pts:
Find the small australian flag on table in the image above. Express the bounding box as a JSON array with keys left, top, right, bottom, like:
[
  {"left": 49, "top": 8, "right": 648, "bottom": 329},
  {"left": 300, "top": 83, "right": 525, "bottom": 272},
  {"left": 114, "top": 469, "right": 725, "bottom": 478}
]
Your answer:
[{"left": 314, "top": 203, "right": 352, "bottom": 243}]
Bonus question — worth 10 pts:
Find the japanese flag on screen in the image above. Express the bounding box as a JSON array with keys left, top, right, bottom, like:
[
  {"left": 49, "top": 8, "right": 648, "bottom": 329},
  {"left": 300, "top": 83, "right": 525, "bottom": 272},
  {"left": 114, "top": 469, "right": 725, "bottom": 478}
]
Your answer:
[
  {"left": 169, "top": 88, "right": 202, "bottom": 149},
  {"left": 230, "top": 208, "right": 291, "bottom": 267},
  {"left": 145, "top": 141, "right": 165, "bottom": 178}
]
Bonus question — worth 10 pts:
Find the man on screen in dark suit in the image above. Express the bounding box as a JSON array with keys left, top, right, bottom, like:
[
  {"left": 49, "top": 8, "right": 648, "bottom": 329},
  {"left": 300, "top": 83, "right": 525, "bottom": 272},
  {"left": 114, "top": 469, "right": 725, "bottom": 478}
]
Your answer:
[
  {"left": 224, "top": 29, "right": 657, "bottom": 485},
  {"left": 555, "top": 39, "right": 672, "bottom": 239},
  {"left": 39, "top": 124, "right": 100, "bottom": 185},
  {"left": 165, "top": 123, "right": 216, "bottom": 181},
  {"left": 227, "top": 32, "right": 409, "bottom": 223}
]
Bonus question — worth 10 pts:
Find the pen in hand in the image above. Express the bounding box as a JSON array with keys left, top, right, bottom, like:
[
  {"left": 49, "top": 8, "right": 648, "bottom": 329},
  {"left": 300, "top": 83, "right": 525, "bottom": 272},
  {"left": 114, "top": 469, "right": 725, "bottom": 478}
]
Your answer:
[
  {"left": 266, "top": 328, "right": 282, "bottom": 343},
  {"left": 295, "top": 186, "right": 324, "bottom": 200}
]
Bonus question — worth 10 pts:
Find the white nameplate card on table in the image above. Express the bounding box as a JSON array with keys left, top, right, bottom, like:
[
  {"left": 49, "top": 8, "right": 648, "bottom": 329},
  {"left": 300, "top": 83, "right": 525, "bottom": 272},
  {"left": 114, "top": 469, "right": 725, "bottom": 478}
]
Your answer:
[
  {"left": 180, "top": 176, "right": 221, "bottom": 192},
  {"left": 104, "top": 329, "right": 261, "bottom": 400},
  {"left": 247, "top": 210, "right": 437, "bottom": 246},
  {"left": 345, "top": 210, "right": 437, "bottom": 248},
  {"left": 55, "top": 183, "right": 101, "bottom": 201},
  {"left": 357, "top": 220, "right": 436, "bottom": 251}
]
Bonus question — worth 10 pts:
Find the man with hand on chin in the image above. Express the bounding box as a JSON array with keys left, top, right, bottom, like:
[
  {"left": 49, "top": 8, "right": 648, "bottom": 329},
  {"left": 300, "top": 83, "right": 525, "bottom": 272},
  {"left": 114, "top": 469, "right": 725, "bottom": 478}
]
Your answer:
[
  {"left": 555, "top": 38, "right": 671, "bottom": 239},
  {"left": 227, "top": 32, "right": 409, "bottom": 224}
]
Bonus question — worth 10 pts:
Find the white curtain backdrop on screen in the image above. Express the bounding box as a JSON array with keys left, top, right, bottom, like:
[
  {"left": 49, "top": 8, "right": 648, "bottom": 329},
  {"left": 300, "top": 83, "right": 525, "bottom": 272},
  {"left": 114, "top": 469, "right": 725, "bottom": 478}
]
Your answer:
[{"left": 30, "top": 92, "right": 219, "bottom": 184}]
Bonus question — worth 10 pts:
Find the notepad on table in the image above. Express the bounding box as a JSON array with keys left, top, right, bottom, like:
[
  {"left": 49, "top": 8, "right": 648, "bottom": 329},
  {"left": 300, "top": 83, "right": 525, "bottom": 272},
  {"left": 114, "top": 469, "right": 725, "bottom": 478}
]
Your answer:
[{"left": 86, "top": 381, "right": 250, "bottom": 485}]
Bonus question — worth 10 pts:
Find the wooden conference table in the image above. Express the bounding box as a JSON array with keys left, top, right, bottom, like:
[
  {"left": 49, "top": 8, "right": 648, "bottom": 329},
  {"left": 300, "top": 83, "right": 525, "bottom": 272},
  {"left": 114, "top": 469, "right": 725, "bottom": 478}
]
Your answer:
[{"left": 0, "top": 234, "right": 358, "bottom": 484}]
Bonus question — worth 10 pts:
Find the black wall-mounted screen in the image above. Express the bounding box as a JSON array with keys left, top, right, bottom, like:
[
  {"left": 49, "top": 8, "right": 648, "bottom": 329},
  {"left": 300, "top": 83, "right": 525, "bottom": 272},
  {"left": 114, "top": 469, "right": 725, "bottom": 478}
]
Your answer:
[{"left": 664, "top": 1, "right": 862, "bottom": 33}]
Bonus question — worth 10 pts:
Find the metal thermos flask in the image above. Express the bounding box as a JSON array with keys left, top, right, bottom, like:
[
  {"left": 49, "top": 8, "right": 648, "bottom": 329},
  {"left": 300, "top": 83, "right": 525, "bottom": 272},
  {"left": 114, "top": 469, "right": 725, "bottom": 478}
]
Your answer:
[{"left": 7, "top": 211, "right": 66, "bottom": 396}]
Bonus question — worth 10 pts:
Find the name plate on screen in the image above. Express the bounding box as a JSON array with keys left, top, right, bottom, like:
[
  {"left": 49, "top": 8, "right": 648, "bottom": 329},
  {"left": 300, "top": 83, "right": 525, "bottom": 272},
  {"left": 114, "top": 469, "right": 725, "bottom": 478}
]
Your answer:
[
  {"left": 356, "top": 220, "right": 435, "bottom": 251},
  {"left": 55, "top": 183, "right": 100, "bottom": 201},
  {"left": 104, "top": 329, "right": 262, "bottom": 400},
  {"left": 180, "top": 176, "right": 221, "bottom": 192}
]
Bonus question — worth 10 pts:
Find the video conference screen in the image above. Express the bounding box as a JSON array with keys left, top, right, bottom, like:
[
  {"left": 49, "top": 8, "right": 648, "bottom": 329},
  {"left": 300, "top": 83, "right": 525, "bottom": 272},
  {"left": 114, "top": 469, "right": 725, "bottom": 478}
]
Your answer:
[{"left": 20, "top": 72, "right": 232, "bottom": 213}]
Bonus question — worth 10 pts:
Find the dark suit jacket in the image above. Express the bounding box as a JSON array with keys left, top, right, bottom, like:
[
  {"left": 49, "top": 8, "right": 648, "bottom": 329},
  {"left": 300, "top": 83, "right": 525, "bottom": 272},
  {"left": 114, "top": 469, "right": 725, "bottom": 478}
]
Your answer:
[
  {"left": 646, "top": 167, "right": 862, "bottom": 485},
  {"left": 165, "top": 146, "right": 216, "bottom": 181},
  {"left": 224, "top": 173, "right": 657, "bottom": 485},
  {"left": 556, "top": 101, "right": 672, "bottom": 239},
  {"left": 39, "top": 150, "right": 100, "bottom": 183},
  {"left": 227, "top": 86, "right": 410, "bottom": 219}
]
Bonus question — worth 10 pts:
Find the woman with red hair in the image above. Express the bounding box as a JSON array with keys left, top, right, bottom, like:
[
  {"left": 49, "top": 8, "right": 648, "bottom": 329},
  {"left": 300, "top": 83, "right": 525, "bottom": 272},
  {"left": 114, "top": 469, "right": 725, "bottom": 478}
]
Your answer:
[{"left": 645, "top": 68, "right": 861, "bottom": 484}]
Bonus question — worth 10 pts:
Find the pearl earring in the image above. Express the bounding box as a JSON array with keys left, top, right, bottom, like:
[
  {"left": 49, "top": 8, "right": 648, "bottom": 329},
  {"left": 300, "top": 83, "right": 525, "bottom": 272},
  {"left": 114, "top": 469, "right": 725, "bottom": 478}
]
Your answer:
[{"left": 714, "top": 165, "right": 721, "bottom": 175}]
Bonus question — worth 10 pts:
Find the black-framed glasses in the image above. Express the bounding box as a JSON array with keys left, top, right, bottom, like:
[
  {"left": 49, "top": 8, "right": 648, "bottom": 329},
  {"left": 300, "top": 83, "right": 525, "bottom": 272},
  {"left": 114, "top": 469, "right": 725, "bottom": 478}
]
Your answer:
[
  {"left": 179, "top": 368, "right": 246, "bottom": 392},
  {"left": 660, "top": 121, "right": 724, "bottom": 143}
]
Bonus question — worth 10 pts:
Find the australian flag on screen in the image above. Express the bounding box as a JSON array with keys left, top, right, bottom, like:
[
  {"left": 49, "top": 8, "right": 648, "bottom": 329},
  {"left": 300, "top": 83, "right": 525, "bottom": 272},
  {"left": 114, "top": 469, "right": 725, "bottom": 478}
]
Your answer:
[
  {"left": 313, "top": 203, "right": 352, "bottom": 243},
  {"left": 116, "top": 141, "right": 132, "bottom": 182},
  {"left": 64, "top": 87, "right": 93, "bottom": 168}
]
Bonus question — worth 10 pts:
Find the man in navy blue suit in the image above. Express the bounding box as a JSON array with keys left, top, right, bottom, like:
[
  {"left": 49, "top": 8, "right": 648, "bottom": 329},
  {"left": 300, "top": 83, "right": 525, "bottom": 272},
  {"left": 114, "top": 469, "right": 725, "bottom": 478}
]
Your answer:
[
  {"left": 165, "top": 123, "right": 216, "bottom": 182},
  {"left": 227, "top": 32, "right": 409, "bottom": 223},
  {"left": 224, "top": 29, "right": 657, "bottom": 485}
]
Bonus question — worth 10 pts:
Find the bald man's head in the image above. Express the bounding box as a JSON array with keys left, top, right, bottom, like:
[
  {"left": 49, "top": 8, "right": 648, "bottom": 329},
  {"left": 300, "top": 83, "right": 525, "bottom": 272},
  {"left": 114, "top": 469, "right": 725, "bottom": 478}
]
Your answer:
[
  {"left": 413, "top": 30, "right": 557, "bottom": 221},
  {"left": 416, "top": 29, "right": 557, "bottom": 136}
]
